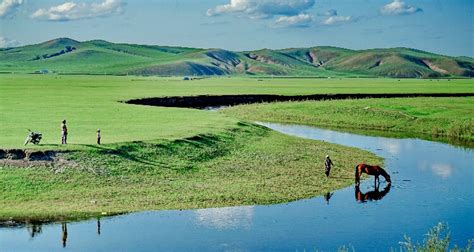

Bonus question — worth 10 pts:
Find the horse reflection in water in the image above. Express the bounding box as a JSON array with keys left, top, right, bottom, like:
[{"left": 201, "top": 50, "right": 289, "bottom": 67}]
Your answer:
[{"left": 355, "top": 183, "right": 391, "bottom": 203}]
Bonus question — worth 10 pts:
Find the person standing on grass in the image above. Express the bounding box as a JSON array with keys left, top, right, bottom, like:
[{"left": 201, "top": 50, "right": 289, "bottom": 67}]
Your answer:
[
  {"left": 97, "top": 129, "right": 101, "bottom": 145},
  {"left": 325, "top": 155, "right": 333, "bottom": 177},
  {"left": 61, "top": 120, "right": 68, "bottom": 144}
]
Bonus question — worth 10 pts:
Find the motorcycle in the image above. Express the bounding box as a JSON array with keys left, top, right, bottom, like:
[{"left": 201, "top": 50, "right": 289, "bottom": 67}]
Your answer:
[{"left": 24, "top": 129, "right": 42, "bottom": 145}]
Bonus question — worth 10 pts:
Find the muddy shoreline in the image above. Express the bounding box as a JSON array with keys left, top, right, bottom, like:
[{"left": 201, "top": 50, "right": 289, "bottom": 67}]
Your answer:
[{"left": 125, "top": 93, "right": 474, "bottom": 109}]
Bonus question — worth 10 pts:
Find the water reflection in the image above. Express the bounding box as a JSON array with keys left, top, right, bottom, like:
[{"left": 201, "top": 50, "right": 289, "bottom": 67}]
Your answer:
[
  {"left": 419, "top": 161, "right": 454, "bottom": 179},
  {"left": 323, "top": 192, "right": 334, "bottom": 205},
  {"left": 355, "top": 184, "right": 391, "bottom": 203},
  {"left": 61, "top": 223, "right": 68, "bottom": 248},
  {"left": 194, "top": 206, "right": 254, "bottom": 230},
  {"left": 431, "top": 164, "right": 453, "bottom": 179},
  {"left": 379, "top": 139, "right": 402, "bottom": 155},
  {"left": 18, "top": 217, "right": 103, "bottom": 248},
  {"left": 26, "top": 222, "right": 43, "bottom": 239},
  {"left": 97, "top": 218, "right": 101, "bottom": 235}
]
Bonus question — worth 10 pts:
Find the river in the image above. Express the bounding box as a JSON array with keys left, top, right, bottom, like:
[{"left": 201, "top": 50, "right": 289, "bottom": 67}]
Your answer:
[{"left": 1, "top": 122, "right": 473, "bottom": 251}]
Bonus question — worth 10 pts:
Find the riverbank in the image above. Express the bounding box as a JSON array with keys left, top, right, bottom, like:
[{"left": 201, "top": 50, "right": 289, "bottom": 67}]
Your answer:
[
  {"left": 1, "top": 75, "right": 471, "bottom": 221},
  {"left": 222, "top": 97, "right": 474, "bottom": 143},
  {"left": 3, "top": 123, "right": 472, "bottom": 251},
  {"left": 0, "top": 123, "right": 380, "bottom": 222}
]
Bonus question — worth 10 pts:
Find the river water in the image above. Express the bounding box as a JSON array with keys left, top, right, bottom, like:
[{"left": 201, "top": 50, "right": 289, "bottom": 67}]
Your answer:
[{"left": 1, "top": 123, "right": 473, "bottom": 251}]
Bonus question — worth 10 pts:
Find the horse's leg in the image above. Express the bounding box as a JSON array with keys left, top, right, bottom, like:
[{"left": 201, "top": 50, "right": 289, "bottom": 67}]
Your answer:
[
  {"left": 374, "top": 175, "right": 379, "bottom": 188},
  {"left": 355, "top": 166, "right": 360, "bottom": 186},
  {"left": 357, "top": 171, "right": 361, "bottom": 186}
]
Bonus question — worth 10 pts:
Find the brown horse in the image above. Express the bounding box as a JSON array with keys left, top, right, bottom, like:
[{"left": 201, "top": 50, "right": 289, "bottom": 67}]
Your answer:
[{"left": 355, "top": 163, "right": 391, "bottom": 186}]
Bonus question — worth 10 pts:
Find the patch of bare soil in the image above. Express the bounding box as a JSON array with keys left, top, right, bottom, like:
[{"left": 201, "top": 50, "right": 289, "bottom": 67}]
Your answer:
[
  {"left": 0, "top": 149, "right": 77, "bottom": 173},
  {"left": 423, "top": 60, "right": 449, "bottom": 74}
]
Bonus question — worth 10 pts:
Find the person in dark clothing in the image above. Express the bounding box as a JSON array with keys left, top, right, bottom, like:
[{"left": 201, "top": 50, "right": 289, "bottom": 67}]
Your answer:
[
  {"left": 97, "top": 129, "right": 101, "bottom": 145},
  {"left": 61, "top": 120, "right": 68, "bottom": 144},
  {"left": 325, "top": 155, "right": 334, "bottom": 177}
]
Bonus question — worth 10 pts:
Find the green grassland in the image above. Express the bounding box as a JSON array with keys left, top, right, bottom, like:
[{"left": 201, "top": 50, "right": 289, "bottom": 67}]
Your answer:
[
  {"left": 223, "top": 97, "right": 474, "bottom": 142},
  {"left": 0, "top": 74, "right": 473, "bottom": 221},
  {"left": 1, "top": 38, "right": 472, "bottom": 78},
  {"left": 1, "top": 75, "right": 473, "bottom": 148},
  {"left": 0, "top": 123, "right": 380, "bottom": 221},
  {"left": 0, "top": 75, "right": 474, "bottom": 148}
]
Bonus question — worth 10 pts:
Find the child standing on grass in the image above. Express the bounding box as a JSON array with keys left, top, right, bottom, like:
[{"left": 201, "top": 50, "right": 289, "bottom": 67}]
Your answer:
[
  {"left": 325, "top": 155, "right": 333, "bottom": 177},
  {"left": 97, "top": 129, "right": 101, "bottom": 145}
]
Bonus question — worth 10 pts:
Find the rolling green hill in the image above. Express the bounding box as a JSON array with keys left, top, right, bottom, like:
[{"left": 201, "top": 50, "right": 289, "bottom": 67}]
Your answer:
[{"left": 1, "top": 38, "right": 472, "bottom": 78}]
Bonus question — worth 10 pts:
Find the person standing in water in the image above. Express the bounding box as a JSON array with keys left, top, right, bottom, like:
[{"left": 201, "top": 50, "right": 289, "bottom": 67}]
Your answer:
[
  {"left": 61, "top": 120, "right": 68, "bottom": 144},
  {"left": 97, "top": 129, "right": 101, "bottom": 145},
  {"left": 325, "top": 155, "right": 333, "bottom": 177}
]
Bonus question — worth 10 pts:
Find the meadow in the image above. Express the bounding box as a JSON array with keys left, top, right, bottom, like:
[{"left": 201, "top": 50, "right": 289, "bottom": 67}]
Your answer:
[
  {"left": 223, "top": 97, "right": 474, "bottom": 142},
  {"left": 0, "top": 74, "right": 472, "bottom": 221},
  {"left": 1, "top": 123, "right": 380, "bottom": 221},
  {"left": 1, "top": 74, "right": 472, "bottom": 148}
]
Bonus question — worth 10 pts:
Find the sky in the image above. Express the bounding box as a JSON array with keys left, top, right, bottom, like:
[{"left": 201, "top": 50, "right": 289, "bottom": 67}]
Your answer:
[{"left": 0, "top": 0, "right": 473, "bottom": 57}]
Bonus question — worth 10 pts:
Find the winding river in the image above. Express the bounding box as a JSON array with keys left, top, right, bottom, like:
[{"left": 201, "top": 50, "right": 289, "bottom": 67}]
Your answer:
[{"left": 1, "top": 123, "right": 473, "bottom": 251}]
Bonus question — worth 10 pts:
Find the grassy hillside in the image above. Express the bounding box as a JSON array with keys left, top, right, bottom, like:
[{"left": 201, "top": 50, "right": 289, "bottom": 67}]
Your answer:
[{"left": 1, "top": 38, "right": 472, "bottom": 78}]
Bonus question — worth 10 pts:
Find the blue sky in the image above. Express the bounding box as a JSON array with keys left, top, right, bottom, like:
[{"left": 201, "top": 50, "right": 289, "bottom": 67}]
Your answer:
[{"left": 0, "top": 0, "right": 473, "bottom": 56}]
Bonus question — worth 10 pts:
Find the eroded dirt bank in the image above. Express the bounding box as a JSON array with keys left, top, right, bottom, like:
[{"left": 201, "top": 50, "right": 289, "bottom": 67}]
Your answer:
[
  {"left": 125, "top": 93, "right": 474, "bottom": 109},
  {"left": 0, "top": 149, "right": 57, "bottom": 161},
  {"left": 0, "top": 149, "right": 75, "bottom": 169}
]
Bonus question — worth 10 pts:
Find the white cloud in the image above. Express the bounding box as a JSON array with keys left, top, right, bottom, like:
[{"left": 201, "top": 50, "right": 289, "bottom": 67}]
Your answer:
[
  {"left": 0, "top": 0, "right": 23, "bottom": 18},
  {"left": 322, "top": 15, "right": 351, "bottom": 25},
  {"left": 431, "top": 164, "right": 452, "bottom": 179},
  {"left": 195, "top": 206, "right": 254, "bottom": 230},
  {"left": 379, "top": 139, "right": 401, "bottom": 155},
  {"left": 31, "top": 0, "right": 124, "bottom": 21},
  {"left": 380, "top": 0, "right": 422, "bottom": 16},
  {"left": 206, "top": 0, "right": 315, "bottom": 19},
  {"left": 274, "top": 13, "right": 313, "bottom": 27},
  {"left": 0, "top": 36, "right": 20, "bottom": 48},
  {"left": 321, "top": 9, "right": 351, "bottom": 26}
]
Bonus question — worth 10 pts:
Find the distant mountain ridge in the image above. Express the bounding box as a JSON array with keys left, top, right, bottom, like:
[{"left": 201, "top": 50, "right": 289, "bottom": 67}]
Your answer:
[{"left": 1, "top": 38, "right": 472, "bottom": 78}]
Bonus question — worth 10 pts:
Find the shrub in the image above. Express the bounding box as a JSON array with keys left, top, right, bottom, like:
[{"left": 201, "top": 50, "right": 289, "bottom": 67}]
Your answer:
[{"left": 398, "top": 222, "right": 473, "bottom": 252}]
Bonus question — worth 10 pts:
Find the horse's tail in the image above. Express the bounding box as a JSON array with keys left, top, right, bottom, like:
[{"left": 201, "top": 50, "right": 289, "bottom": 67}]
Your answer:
[{"left": 379, "top": 167, "right": 391, "bottom": 183}]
